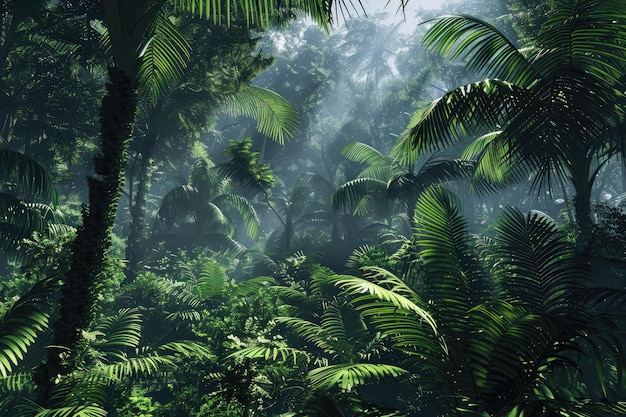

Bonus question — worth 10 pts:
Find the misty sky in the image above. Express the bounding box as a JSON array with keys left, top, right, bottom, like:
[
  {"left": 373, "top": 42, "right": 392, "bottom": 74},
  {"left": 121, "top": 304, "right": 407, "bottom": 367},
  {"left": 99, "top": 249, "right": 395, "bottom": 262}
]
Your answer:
[
  {"left": 345, "top": 0, "right": 451, "bottom": 33},
  {"left": 363, "top": 0, "right": 446, "bottom": 14}
]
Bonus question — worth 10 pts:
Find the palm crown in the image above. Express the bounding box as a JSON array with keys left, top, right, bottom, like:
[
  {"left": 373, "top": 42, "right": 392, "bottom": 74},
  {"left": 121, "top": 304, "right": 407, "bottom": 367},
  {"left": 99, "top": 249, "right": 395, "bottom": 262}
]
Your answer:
[{"left": 396, "top": 0, "right": 626, "bottom": 250}]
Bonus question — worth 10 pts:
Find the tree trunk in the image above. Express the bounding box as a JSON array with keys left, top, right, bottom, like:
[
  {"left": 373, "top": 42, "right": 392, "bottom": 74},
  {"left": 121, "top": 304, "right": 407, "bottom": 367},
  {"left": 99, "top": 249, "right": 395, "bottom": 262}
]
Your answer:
[
  {"left": 34, "top": 67, "right": 137, "bottom": 406},
  {"left": 573, "top": 192, "right": 594, "bottom": 253},
  {"left": 125, "top": 135, "right": 157, "bottom": 281},
  {"left": 568, "top": 148, "right": 595, "bottom": 253}
]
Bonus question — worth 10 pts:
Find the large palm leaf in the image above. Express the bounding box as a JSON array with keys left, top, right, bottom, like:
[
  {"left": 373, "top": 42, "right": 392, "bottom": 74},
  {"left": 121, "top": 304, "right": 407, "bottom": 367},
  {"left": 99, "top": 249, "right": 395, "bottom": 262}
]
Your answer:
[
  {"left": 222, "top": 86, "right": 299, "bottom": 144},
  {"left": 171, "top": 0, "right": 371, "bottom": 30},
  {"left": 413, "top": 186, "right": 490, "bottom": 316},
  {"left": 490, "top": 208, "right": 586, "bottom": 313},
  {"left": 334, "top": 143, "right": 473, "bottom": 225},
  {"left": 0, "top": 277, "right": 58, "bottom": 378},
  {"left": 0, "top": 150, "right": 56, "bottom": 204},
  {"left": 137, "top": 10, "right": 192, "bottom": 103}
]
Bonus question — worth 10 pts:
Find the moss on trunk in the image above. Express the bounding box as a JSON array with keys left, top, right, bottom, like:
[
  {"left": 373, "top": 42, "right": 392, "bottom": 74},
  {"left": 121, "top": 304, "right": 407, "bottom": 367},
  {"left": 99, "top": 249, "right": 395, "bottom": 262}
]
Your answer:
[{"left": 34, "top": 67, "right": 137, "bottom": 406}]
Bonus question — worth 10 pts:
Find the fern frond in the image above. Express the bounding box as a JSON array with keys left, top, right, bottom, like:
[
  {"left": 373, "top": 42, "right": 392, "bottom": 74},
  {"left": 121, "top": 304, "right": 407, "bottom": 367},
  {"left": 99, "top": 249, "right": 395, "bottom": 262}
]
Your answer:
[
  {"left": 308, "top": 363, "right": 408, "bottom": 391},
  {"left": 230, "top": 346, "right": 311, "bottom": 364}
]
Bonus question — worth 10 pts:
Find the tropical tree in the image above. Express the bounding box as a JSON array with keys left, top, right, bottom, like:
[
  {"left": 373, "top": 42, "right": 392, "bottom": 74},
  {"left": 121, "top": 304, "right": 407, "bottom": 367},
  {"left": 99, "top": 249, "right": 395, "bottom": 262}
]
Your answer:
[
  {"left": 396, "top": 1, "right": 626, "bottom": 250},
  {"left": 152, "top": 152, "right": 261, "bottom": 255},
  {"left": 339, "top": 15, "right": 403, "bottom": 86},
  {"left": 264, "top": 172, "right": 336, "bottom": 257},
  {"left": 333, "top": 141, "right": 473, "bottom": 231}
]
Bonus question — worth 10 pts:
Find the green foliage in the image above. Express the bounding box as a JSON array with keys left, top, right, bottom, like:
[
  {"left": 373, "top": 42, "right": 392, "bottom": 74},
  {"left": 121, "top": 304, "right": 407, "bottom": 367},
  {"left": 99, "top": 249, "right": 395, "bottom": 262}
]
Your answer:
[
  {"left": 334, "top": 142, "right": 474, "bottom": 230},
  {"left": 114, "top": 386, "right": 158, "bottom": 417},
  {"left": 588, "top": 203, "right": 626, "bottom": 260},
  {"left": 154, "top": 152, "right": 262, "bottom": 249},
  {"left": 0, "top": 276, "right": 58, "bottom": 378},
  {"left": 222, "top": 87, "right": 299, "bottom": 144},
  {"left": 338, "top": 187, "right": 626, "bottom": 415},
  {"left": 398, "top": 3, "right": 626, "bottom": 247},
  {"left": 221, "top": 137, "right": 276, "bottom": 193}
]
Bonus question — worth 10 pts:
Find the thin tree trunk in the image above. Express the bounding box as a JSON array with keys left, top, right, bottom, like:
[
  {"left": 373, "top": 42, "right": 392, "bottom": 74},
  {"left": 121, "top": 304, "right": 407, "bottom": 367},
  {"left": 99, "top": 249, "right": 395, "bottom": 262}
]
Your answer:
[
  {"left": 34, "top": 67, "right": 137, "bottom": 406},
  {"left": 125, "top": 135, "right": 157, "bottom": 281},
  {"left": 573, "top": 192, "right": 594, "bottom": 252}
]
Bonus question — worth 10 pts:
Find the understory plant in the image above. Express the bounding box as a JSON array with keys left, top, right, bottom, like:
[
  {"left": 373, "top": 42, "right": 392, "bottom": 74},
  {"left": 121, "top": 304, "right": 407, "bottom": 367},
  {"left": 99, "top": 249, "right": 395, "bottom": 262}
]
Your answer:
[{"left": 237, "top": 186, "right": 626, "bottom": 417}]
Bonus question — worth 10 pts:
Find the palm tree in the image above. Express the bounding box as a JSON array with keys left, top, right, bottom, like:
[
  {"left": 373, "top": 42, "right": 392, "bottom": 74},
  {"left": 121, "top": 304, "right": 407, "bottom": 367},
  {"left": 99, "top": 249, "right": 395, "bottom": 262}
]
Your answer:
[
  {"left": 339, "top": 16, "right": 402, "bottom": 86},
  {"left": 264, "top": 172, "right": 337, "bottom": 256},
  {"left": 34, "top": 0, "right": 400, "bottom": 407},
  {"left": 332, "top": 141, "right": 474, "bottom": 231},
  {"left": 396, "top": 1, "right": 626, "bottom": 250},
  {"left": 153, "top": 153, "right": 261, "bottom": 255}
]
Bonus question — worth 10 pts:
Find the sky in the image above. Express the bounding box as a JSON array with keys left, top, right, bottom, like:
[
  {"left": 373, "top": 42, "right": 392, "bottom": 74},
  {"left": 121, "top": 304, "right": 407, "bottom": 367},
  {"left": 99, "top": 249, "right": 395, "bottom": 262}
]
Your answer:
[
  {"left": 339, "top": 0, "right": 451, "bottom": 33},
  {"left": 362, "top": 0, "right": 447, "bottom": 14}
]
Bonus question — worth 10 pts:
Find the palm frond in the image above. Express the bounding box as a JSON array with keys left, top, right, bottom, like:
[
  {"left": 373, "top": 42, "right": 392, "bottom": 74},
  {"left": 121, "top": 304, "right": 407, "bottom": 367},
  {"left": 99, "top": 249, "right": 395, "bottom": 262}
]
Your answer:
[
  {"left": 358, "top": 164, "right": 397, "bottom": 181},
  {"left": 276, "top": 316, "right": 337, "bottom": 354},
  {"left": 492, "top": 208, "right": 585, "bottom": 313},
  {"left": 460, "top": 130, "right": 525, "bottom": 193},
  {"left": 535, "top": 0, "right": 626, "bottom": 86},
  {"left": 157, "top": 340, "right": 214, "bottom": 358},
  {"left": 413, "top": 186, "right": 489, "bottom": 315},
  {"left": 234, "top": 277, "right": 276, "bottom": 297},
  {"left": 138, "top": 12, "right": 191, "bottom": 103},
  {"left": 98, "top": 353, "right": 173, "bottom": 381},
  {"left": 189, "top": 157, "right": 218, "bottom": 194},
  {"left": 0, "top": 276, "right": 58, "bottom": 377},
  {"left": 332, "top": 178, "right": 387, "bottom": 214},
  {"left": 29, "top": 404, "right": 108, "bottom": 417},
  {"left": 308, "top": 363, "right": 408, "bottom": 391},
  {"left": 101, "top": 0, "right": 165, "bottom": 75},
  {"left": 212, "top": 193, "right": 260, "bottom": 239},
  {"left": 0, "top": 150, "right": 56, "bottom": 204},
  {"left": 416, "top": 157, "right": 475, "bottom": 188},
  {"left": 395, "top": 79, "right": 525, "bottom": 163},
  {"left": 422, "top": 14, "right": 537, "bottom": 85},
  {"left": 197, "top": 261, "right": 227, "bottom": 298},
  {"left": 154, "top": 185, "right": 201, "bottom": 231},
  {"left": 198, "top": 233, "right": 247, "bottom": 256},
  {"left": 340, "top": 142, "right": 388, "bottom": 166},
  {"left": 92, "top": 308, "right": 142, "bottom": 352},
  {"left": 0, "top": 371, "right": 33, "bottom": 392},
  {"left": 172, "top": 0, "right": 352, "bottom": 31},
  {"left": 331, "top": 269, "right": 437, "bottom": 334},
  {"left": 230, "top": 346, "right": 311, "bottom": 364},
  {"left": 464, "top": 300, "right": 559, "bottom": 405},
  {"left": 222, "top": 86, "right": 299, "bottom": 144}
]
